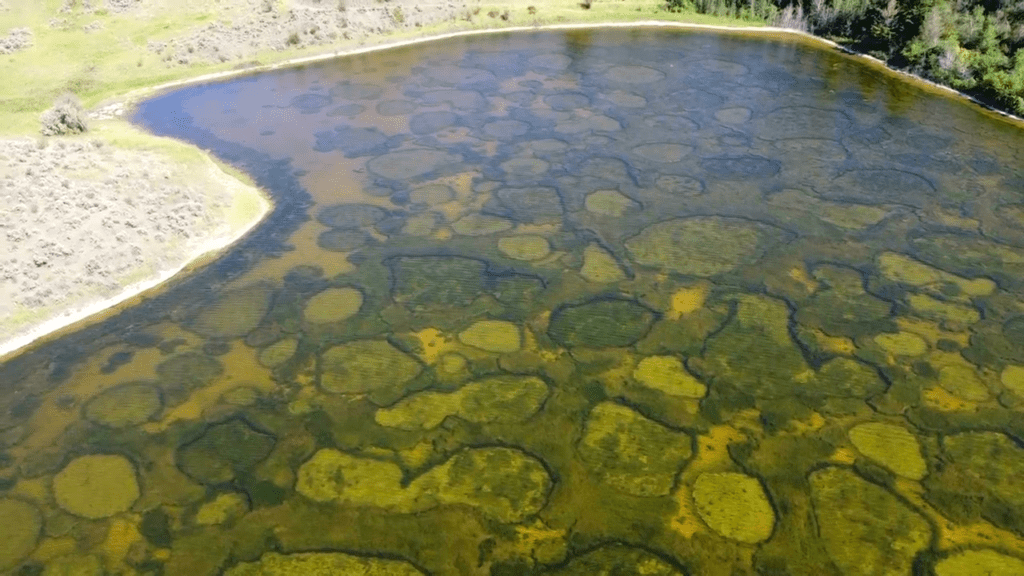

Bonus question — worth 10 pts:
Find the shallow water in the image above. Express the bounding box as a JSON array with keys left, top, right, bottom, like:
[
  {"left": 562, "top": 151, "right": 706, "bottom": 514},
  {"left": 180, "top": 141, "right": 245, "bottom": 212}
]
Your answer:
[{"left": 3, "top": 28, "right": 1024, "bottom": 574}]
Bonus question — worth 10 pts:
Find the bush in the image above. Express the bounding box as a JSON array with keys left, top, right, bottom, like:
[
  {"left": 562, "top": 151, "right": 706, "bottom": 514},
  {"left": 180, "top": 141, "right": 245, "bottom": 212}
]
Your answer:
[{"left": 40, "top": 93, "right": 88, "bottom": 136}]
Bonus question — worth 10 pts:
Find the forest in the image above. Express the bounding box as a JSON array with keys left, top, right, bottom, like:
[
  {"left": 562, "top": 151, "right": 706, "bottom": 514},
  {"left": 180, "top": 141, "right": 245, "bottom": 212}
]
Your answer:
[{"left": 668, "top": 0, "right": 1024, "bottom": 116}]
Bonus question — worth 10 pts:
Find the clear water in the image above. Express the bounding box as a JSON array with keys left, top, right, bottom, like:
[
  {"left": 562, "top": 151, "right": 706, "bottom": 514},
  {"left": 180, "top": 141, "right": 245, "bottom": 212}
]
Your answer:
[{"left": 2, "top": 28, "right": 1024, "bottom": 575}]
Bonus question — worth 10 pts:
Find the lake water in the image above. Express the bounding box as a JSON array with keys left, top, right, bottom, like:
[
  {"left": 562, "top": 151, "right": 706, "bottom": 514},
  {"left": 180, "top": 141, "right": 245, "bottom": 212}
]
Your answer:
[{"left": 2, "top": 27, "right": 1024, "bottom": 575}]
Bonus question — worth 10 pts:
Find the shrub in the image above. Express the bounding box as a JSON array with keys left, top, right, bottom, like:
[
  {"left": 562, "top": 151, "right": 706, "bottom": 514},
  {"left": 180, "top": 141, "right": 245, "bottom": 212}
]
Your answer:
[{"left": 40, "top": 93, "right": 88, "bottom": 136}]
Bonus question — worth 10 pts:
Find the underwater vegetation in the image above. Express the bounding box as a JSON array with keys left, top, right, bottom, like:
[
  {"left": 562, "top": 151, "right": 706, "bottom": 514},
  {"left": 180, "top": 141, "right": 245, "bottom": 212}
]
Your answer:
[{"left": 4, "top": 28, "right": 1024, "bottom": 575}]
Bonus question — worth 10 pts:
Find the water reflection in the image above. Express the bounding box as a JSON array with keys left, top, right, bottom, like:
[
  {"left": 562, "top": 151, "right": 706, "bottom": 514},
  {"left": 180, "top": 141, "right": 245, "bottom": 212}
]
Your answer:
[{"left": 2, "top": 28, "right": 1024, "bottom": 575}]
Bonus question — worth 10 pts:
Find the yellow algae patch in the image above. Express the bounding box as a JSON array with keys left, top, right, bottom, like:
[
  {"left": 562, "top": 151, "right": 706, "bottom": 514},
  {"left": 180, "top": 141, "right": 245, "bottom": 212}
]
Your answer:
[
  {"left": 692, "top": 472, "right": 775, "bottom": 544},
  {"left": 788, "top": 265, "right": 819, "bottom": 293},
  {"left": 908, "top": 293, "right": 980, "bottom": 325},
  {"left": 923, "top": 386, "right": 976, "bottom": 412},
  {"left": 411, "top": 328, "right": 454, "bottom": 365},
  {"left": 1000, "top": 365, "right": 1024, "bottom": 397},
  {"left": 669, "top": 282, "right": 710, "bottom": 319},
  {"left": 53, "top": 455, "right": 140, "bottom": 519},
  {"left": 830, "top": 447, "right": 858, "bottom": 465},
  {"left": 257, "top": 338, "right": 297, "bottom": 368},
  {"left": 303, "top": 287, "right": 363, "bottom": 323},
  {"left": 849, "top": 422, "right": 927, "bottom": 480},
  {"left": 0, "top": 499, "right": 42, "bottom": 571},
  {"left": 375, "top": 375, "right": 548, "bottom": 431},
  {"left": 896, "top": 316, "right": 970, "bottom": 348},
  {"left": 874, "top": 332, "right": 928, "bottom": 357},
  {"left": 632, "top": 356, "right": 706, "bottom": 398},
  {"left": 458, "top": 320, "right": 522, "bottom": 353},
  {"left": 498, "top": 235, "right": 551, "bottom": 261},
  {"left": 103, "top": 518, "right": 140, "bottom": 569},
  {"left": 935, "top": 549, "right": 1024, "bottom": 575},
  {"left": 580, "top": 244, "right": 626, "bottom": 284},
  {"left": 195, "top": 493, "right": 248, "bottom": 526},
  {"left": 585, "top": 189, "right": 638, "bottom": 216},
  {"left": 877, "top": 252, "right": 995, "bottom": 299},
  {"left": 938, "top": 364, "right": 991, "bottom": 402},
  {"left": 452, "top": 213, "right": 513, "bottom": 236},
  {"left": 804, "top": 328, "right": 856, "bottom": 356}
]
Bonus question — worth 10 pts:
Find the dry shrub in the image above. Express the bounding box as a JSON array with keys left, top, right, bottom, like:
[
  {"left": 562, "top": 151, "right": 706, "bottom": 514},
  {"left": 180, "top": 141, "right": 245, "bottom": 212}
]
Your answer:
[{"left": 40, "top": 93, "right": 88, "bottom": 136}]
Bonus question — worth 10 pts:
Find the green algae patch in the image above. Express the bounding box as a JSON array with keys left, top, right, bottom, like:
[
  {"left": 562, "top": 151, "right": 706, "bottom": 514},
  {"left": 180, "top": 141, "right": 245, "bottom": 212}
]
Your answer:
[
  {"left": 458, "top": 320, "right": 522, "bottom": 353},
  {"left": 498, "top": 235, "right": 551, "bottom": 261},
  {"left": 188, "top": 284, "right": 275, "bottom": 338},
  {"left": 580, "top": 244, "right": 626, "bottom": 284},
  {"left": 549, "top": 298, "right": 655, "bottom": 348},
  {"left": 577, "top": 402, "right": 692, "bottom": 496},
  {"left": 1000, "top": 365, "right": 1024, "bottom": 396},
  {"left": 692, "top": 472, "right": 775, "bottom": 543},
  {"left": 83, "top": 381, "right": 162, "bottom": 428},
  {"left": 704, "top": 294, "right": 883, "bottom": 399},
  {"left": 177, "top": 419, "right": 275, "bottom": 484},
  {"left": 848, "top": 422, "right": 927, "bottom": 480},
  {"left": 877, "top": 252, "right": 995, "bottom": 301},
  {"left": 810, "top": 467, "right": 931, "bottom": 575},
  {"left": 0, "top": 499, "right": 42, "bottom": 571},
  {"left": 376, "top": 374, "right": 548, "bottom": 430},
  {"left": 934, "top": 549, "right": 1024, "bottom": 576},
  {"left": 258, "top": 338, "right": 298, "bottom": 368},
  {"left": 794, "top": 265, "right": 893, "bottom": 337},
  {"left": 908, "top": 293, "right": 980, "bottom": 326},
  {"left": 390, "top": 256, "right": 487, "bottom": 308},
  {"left": 625, "top": 216, "right": 780, "bottom": 277},
  {"left": 367, "top": 149, "right": 462, "bottom": 180},
  {"left": 873, "top": 332, "right": 928, "bottom": 357},
  {"left": 296, "top": 447, "right": 551, "bottom": 523},
  {"left": 938, "top": 364, "right": 991, "bottom": 402},
  {"left": 53, "top": 455, "right": 140, "bottom": 519},
  {"left": 451, "top": 213, "right": 514, "bottom": 236},
  {"left": 495, "top": 186, "right": 564, "bottom": 223},
  {"left": 316, "top": 203, "right": 386, "bottom": 229},
  {"left": 320, "top": 340, "right": 422, "bottom": 394},
  {"left": 632, "top": 356, "right": 706, "bottom": 398},
  {"left": 224, "top": 551, "right": 424, "bottom": 575},
  {"left": 585, "top": 189, "right": 639, "bottom": 217},
  {"left": 926, "top": 432, "right": 1024, "bottom": 536},
  {"left": 303, "top": 287, "right": 363, "bottom": 323}
]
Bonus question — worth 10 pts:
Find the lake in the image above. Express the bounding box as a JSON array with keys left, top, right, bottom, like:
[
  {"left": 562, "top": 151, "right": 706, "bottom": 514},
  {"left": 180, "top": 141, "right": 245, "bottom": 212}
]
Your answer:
[{"left": 2, "top": 27, "right": 1024, "bottom": 575}]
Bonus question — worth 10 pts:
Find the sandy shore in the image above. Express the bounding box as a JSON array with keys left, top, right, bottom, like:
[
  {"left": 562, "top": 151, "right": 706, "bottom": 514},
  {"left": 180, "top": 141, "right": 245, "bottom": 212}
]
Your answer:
[{"left": 0, "top": 135, "right": 269, "bottom": 359}]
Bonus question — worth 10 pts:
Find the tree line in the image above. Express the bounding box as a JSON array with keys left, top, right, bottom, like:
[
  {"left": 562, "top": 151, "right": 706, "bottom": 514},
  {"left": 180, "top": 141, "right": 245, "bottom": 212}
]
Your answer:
[{"left": 667, "top": 0, "right": 1024, "bottom": 116}]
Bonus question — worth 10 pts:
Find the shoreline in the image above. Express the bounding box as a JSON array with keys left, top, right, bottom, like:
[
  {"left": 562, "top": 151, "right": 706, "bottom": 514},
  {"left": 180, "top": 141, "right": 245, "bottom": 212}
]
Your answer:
[{"left": 4, "top": 19, "right": 1023, "bottom": 361}]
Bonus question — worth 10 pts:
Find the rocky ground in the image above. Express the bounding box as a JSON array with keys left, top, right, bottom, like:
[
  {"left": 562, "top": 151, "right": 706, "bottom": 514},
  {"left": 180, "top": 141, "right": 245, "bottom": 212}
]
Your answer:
[{"left": 0, "top": 136, "right": 247, "bottom": 353}]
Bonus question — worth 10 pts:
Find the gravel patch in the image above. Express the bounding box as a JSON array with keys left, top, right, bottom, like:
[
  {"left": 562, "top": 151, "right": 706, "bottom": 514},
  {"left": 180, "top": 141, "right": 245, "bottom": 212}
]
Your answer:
[
  {"left": 0, "top": 137, "right": 232, "bottom": 326},
  {"left": 0, "top": 27, "right": 32, "bottom": 55}
]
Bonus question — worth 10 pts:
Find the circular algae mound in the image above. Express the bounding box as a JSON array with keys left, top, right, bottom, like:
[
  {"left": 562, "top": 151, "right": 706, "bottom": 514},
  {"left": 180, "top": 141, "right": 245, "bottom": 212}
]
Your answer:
[
  {"left": 810, "top": 466, "right": 931, "bottom": 575},
  {"left": 585, "top": 189, "right": 640, "bottom": 216},
  {"left": 549, "top": 298, "right": 655, "bottom": 349},
  {"left": 546, "top": 544, "right": 683, "bottom": 575},
  {"left": 692, "top": 472, "right": 775, "bottom": 543},
  {"left": 0, "top": 499, "right": 42, "bottom": 570},
  {"left": 53, "top": 455, "right": 140, "bottom": 519},
  {"left": 188, "top": 284, "right": 274, "bottom": 338},
  {"left": 848, "top": 422, "right": 927, "bottom": 480},
  {"left": 603, "top": 65, "right": 666, "bottom": 84},
  {"left": 320, "top": 340, "right": 422, "bottom": 394},
  {"left": 632, "top": 356, "right": 706, "bottom": 398},
  {"left": 498, "top": 235, "right": 551, "bottom": 261},
  {"left": 578, "top": 402, "right": 692, "bottom": 496},
  {"left": 316, "top": 203, "right": 386, "bottom": 229},
  {"left": 367, "top": 149, "right": 461, "bottom": 180},
  {"left": 458, "top": 320, "right": 522, "bottom": 353},
  {"left": 83, "top": 381, "right": 162, "bottom": 428},
  {"left": 257, "top": 338, "right": 297, "bottom": 368},
  {"left": 303, "top": 287, "right": 363, "bottom": 323},
  {"left": 225, "top": 552, "right": 424, "bottom": 576},
  {"left": 625, "top": 217, "right": 776, "bottom": 277},
  {"left": 177, "top": 419, "right": 276, "bottom": 484}
]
